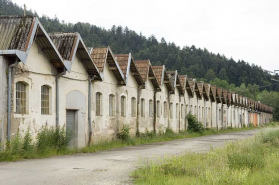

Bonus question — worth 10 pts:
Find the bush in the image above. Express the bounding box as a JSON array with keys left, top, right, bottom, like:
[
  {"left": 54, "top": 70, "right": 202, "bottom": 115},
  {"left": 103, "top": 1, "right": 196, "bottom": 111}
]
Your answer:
[
  {"left": 22, "top": 128, "right": 32, "bottom": 152},
  {"left": 117, "top": 124, "right": 130, "bottom": 141},
  {"left": 36, "top": 126, "right": 71, "bottom": 151},
  {"left": 187, "top": 113, "right": 204, "bottom": 132},
  {"left": 249, "top": 123, "right": 254, "bottom": 127}
]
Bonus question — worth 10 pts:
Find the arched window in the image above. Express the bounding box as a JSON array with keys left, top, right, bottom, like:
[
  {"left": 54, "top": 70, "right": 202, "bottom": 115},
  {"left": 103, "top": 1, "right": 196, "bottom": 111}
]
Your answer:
[
  {"left": 121, "top": 95, "right": 126, "bottom": 117},
  {"left": 41, "top": 85, "right": 50, "bottom": 115},
  {"left": 149, "top": 99, "right": 153, "bottom": 117},
  {"left": 131, "top": 97, "right": 136, "bottom": 117},
  {"left": 141, "top": 98, "right": 145, "bottom": 117},
  {"left": 156, "top": 100, "right": 160, "bottom": 118},
  {"left": 16, "top": 82, "right": 27, "bottom": 114},
  {"left": 170, "top": 103, "right": 173, "bottom": 119},
  {"left": 96, "top": 92, "right": 102, "bottom": 116},
  {"left": 181, "top": 104, "right": 184, "bottom": 118},
  {"left": 164, "top": 101, "right": 168, "bottom": 118},
  {"left": 109, "top": 94, "right": 115, "bottom": 116},
  {"left": 176, "top": 103, "right": 179, "bottom": 118}
]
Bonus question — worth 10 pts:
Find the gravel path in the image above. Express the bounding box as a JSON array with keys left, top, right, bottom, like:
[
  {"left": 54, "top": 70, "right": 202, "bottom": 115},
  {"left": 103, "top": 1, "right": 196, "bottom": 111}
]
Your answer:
[{"left": 0, "top": 129, "right": 264, "bottom": 185}]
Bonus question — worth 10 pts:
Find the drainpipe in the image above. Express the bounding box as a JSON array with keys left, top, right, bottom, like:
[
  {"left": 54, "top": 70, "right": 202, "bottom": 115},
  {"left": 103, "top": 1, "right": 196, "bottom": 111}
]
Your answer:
[
  {"left": 167, "top": 91, "right": 171, "bottom": 129},
  {"left": 88, "top": 76, "right": 94, "bottom": 146},
  {"left": 7, "top": 61, "right": 18, "bottom": 141},
  {"left": 136, "top": 86, "right": 141, "bottom": 136},
  {"left": 178, "top": 94, "right": 181, "bottom": 132},
  {"left": 56, "top": 70, "right": 66, "bottom": 129},
  {"left": 153, "top": 91, "right": 157, "bottom": 133}
]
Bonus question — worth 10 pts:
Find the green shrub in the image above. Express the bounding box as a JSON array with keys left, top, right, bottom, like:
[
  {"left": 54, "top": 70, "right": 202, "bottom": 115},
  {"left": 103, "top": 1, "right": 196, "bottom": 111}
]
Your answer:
[
  {"left": 117, "top": 124, "right": 130, "bottom": 141},
  {"left": 36, "top": 126, "right": 71, "bottom": 151},
  {"left": 249, "top": 123, "right": 254, "bottom": 127},
  {"left": 22, "top": 128, "right": 32, "bottom": 152},
  {"left": 187, "top": 113, "right": 204, "bottom": 132}
]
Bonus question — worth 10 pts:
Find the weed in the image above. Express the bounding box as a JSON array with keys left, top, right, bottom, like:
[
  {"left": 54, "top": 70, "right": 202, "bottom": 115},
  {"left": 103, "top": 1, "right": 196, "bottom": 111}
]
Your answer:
[{"left": 117, "top": 124, "right": 130, "bottom": 141}]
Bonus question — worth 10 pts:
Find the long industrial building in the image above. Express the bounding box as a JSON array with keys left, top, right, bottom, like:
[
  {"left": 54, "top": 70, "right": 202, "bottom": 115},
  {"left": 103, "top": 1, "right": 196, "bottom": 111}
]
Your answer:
[{"left": 0, "top": 16, "right": 273, "bottom": 148}]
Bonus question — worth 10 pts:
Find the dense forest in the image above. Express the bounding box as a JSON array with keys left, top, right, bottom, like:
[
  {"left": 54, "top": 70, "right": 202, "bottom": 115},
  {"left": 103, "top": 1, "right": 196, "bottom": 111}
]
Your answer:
[{"left": 0, "top": 0, "right": 278, "bottom": 120}]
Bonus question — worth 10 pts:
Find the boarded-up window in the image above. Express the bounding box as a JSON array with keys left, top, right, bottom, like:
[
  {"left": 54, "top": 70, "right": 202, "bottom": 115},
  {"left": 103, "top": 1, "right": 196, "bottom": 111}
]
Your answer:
[
  {"left": 121, "top": 96, "right": 126, "bottom": 117},
  {"left": 157, "top": 100, "right": 160, "bottom": 118},
  {"left": 16, "top": 82, "right": 27, "bottom": 114},
  {"left": 149, "top": 100, "right": 153, "bottom": 117},
  {"left": 131, "top": 97, "right": 136, "bottom": 117},
  {"left": 176, "top": 103, "right": 179, "bottom": 118},
  {"left": 109, "top": 94, "right": 115, "bottom": 116},
  {"left": 41, "top": 85, "right": 50, "bottom": 115},
  {"left": 170, "top": 103, "right": 173, "bottom": 119},
  {"left": 96, "top": 92, "right": 102, "bottom": 116},
  {"left": 164, "top": 101, "right": 167, "bottom": 118},
  {"left": 141, "top": 98, "right": 145, "bottom": 117}
]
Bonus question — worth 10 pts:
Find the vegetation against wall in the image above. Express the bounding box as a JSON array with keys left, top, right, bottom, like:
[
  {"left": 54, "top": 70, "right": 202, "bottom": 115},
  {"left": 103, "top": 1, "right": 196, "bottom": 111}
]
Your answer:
[{"left": 133, "top": 126, "right": 279, "bottom": 185}]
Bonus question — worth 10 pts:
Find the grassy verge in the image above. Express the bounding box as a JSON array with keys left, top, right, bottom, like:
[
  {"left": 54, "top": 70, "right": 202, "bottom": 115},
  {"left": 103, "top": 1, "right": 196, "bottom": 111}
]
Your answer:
[
  {"left": 0, "top": 122, "right": 278, "bottom": 162},
  {"left": 132, "top": 123, "right": 279, "bottom": 185}
]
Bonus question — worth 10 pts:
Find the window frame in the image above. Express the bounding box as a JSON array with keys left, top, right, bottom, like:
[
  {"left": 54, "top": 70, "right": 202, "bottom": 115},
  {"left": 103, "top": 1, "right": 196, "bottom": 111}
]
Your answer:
[
  {"left": 109, "top": 94, "right": 116, "bottom": 117},
  {"left": 96, "top": 92, "right": 102, "bottom": 116},
  {"left": 15, "top": 82, "right": 28, "bottom": 114},
  {"left": 41, "top": 85, "right": 51, "bottom": 115},
  {"left": 121, "top": 95, "right": 126, "bottom": 117}
]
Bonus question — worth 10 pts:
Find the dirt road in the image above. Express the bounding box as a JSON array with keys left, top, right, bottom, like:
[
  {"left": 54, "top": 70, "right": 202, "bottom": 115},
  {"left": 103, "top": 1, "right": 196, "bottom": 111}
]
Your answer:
[{"left": 0, "top": 129, "right": 263, "bottom": 185}]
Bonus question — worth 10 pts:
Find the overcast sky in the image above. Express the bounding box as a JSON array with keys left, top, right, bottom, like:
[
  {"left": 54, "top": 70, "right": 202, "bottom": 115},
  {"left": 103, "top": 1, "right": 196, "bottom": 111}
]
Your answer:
[{"left": 13, "top": 0, "right": 279, "bottom": 73}]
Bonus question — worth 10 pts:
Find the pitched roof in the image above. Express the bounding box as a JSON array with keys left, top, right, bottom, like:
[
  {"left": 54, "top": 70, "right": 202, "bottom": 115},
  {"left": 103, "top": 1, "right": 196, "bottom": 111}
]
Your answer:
[
  {"left": 188, "top": 79, "right": 202, "bottom": 99},
  {"left": 0, "top": 15, "right": 65, "bottom": 72},
  {"left": 217, "top": 87, "right": 223, "bottom": 103},
  {"left": 181, "top": 75, "right": 193, "bottom": 97},
  {"left": 204, "top": 83, "right": 215, "bottom": 102},
  {"left": 49, "top": 32, "right": 101, "bottom": 78},
  {"left": 90, "top": 47, "right": 125, "bottom": 84},
  {"left": 227, "top": 91, "right": 232, "bottom": 105},
  {"left": 222, "top": 89, "right": 228, "bottom": 104},
  {"left": 197, "top": 81, "right": 209, "bottom": 101},
  {"left": 115, "top": 53, "right": 144, "bottom": 86},
  {"left": 166, "top": 70, "right": 184, "bottom": 95},
  {"left": 152, "top": 65, "right": 174, "bottom": 93},
  {"left": 134, "top": 60, "right": 161, "bottom": 91}
]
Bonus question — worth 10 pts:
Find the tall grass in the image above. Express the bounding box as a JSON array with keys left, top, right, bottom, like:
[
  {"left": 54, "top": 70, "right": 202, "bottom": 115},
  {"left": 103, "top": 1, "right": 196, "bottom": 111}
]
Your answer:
[{"left": 132, "top": 126, "right": 279, "bottom": 185}]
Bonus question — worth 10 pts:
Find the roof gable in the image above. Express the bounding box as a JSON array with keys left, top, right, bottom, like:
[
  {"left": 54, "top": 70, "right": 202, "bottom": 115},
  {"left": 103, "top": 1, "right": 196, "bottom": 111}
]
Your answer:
[
  {"left": 189, "top": 79, "right": 202, "bottom": 99},
  {"left": 49, "top": 32, "right": 100, "bottom": 79},
  {"left": 197, "top": 81, "right": 209, "bottom": 101},
  {"left": 205, "top": 83, "right": 215, "bottom": 102},
  {"left": 90, "top": 47, "right": 125, "bottom": 84},
  {"left": 167, "top": 70, "right": 184, "bottom": 95},
  {"left": 115, "top": 53, "right": 144, "bottom": 86},
  {"left": 0, "top": 16, "right": 65, "bottom": 72},
  {"left": 134, "top": 60, "right": 161, "bottom": 91}
]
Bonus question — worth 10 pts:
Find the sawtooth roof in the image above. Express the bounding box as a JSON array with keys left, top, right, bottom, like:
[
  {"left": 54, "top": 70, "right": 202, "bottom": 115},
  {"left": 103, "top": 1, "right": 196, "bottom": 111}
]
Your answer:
[
  {"left": 197, "top": 81, "right": 209, "bottom": 101},
  {"left": 188, "top": 79, "right": 202, "bottom": 99},
  {"left": 115, "top": 53, "right": 144, "bottom": 86},
  {"left": 134, "top": 60, "right": 161, "bottom": 91},
  {"left": 204, "top": 83, "right": 215, "bottom": 102},
  {"left": 166, "top": 70, "right": 184, "bottom": 95},
  {"left": 0, "top": 15, "right": 65, "bottom": 72},
  {"left": 49, "top": 32, "right": 101, "bottom": 78},
  {"left": 90, "top": 46, "right": 125, "bottom": 84}
]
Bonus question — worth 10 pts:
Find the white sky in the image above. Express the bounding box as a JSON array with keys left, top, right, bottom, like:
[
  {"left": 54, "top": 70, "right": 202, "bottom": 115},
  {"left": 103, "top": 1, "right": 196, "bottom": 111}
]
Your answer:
[{"left": 13, "top": 0, "right": 279, "bottom": 72}]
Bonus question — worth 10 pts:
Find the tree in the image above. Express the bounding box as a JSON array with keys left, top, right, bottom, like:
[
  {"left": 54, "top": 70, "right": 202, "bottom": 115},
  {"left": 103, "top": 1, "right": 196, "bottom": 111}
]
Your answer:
[
  {"left": 205, "top": 69, "right": 216, "bottom": 82},
  {"left": 218, "top": 68, "right": 229, "bottom": 81}
]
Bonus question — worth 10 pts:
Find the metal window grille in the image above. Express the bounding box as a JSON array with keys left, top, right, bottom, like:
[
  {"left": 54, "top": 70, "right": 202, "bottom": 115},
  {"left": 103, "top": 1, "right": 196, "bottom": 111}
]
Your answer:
[
  {"left": 41, "top": 85, "right": 50, "bottom": 114},
  {"left": 131, "top": 97, "right": 136, "bottom": 117},
  {"left": 121, "top": 96, "right": 126, "bottom": 117},
  {"left": 109, "top": 94, "right": 115, "bottom": 116},
  {"left": 141, "top": 99, "right": 145, "bottom": 117},
  {"left": 96, "top": 92, "right": 101, "bottom": 116},
  {"left": 157, "top": 101, "right": 160, "bottom": 118},
  {"left": 149, "top": 100, "right": 153, "bottom": 117},
  {"left": 16, "top": 82, "right": 26, "bottom": 114}
]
